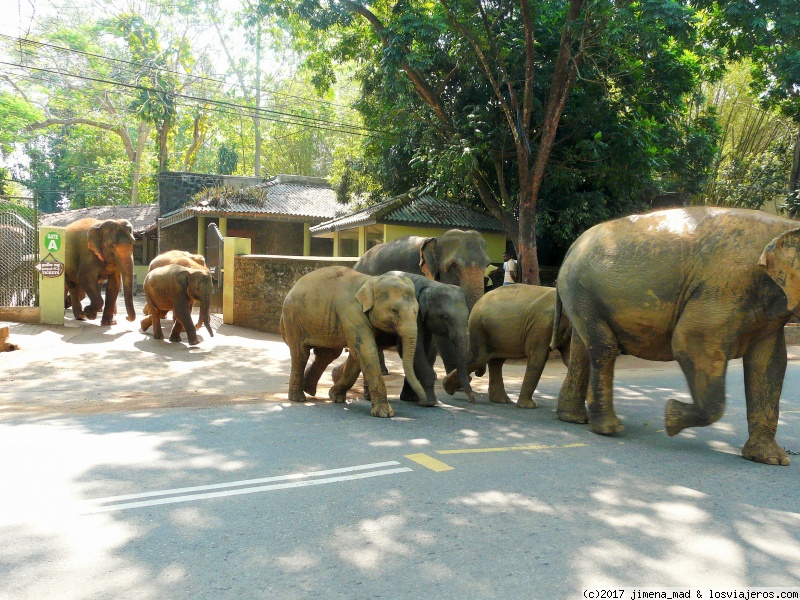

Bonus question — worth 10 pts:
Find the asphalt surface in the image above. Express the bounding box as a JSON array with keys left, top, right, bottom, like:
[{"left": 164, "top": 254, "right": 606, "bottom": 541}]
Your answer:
[{"left": 1, "top": 296, "right": 799, "bottom": 598}]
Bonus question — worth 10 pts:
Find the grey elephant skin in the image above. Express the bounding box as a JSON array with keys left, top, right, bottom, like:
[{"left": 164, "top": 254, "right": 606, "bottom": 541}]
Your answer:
[
  {"left": 65, "top": 218, "right": 136, "bottom": 326},
  {"left": 280, "top": 267, "right": 426, "bottom": 418},
  {"left": 141, "top": 263, "right": 214, "bottom": 345},
  {"left": 553, "top": 206, "right": 800, "bottom": 466},
  {"left": 306, "top": 272, "right": 476, "bottom": 406},
  {"left": 444, "top": 284, "right": 570, "bottom": 407}
]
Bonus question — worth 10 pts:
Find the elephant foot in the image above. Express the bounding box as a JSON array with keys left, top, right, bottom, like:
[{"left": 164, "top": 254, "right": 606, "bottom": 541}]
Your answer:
[
  {"left": 154, "top": 331, "right": 164, "bottom": 340},
  {"left": 418, "top": 391, "right": 439, "bottom": 407},
  {"left": 140, "top": 317, "right": 152, "bottom": 332},
  {"left": 489, "top": 393, "right": 511, "bottom": 404},
  {"left": 169, "top": 334, "right": 183, "bottom": 343},
  {"left": 463, "top": 391, "right": 476, "bottom": 404},
  {"left": 302, "top": 378, "right": 318, "bottom": 397},
  {"left": 742, "top": 438, "right": 790, "bottom": 466},
  {"left": 664, "top": 398, "right": 695, "bottom": 436},
  {"left": 101, "top": 318, "right": 117, "bottom": 326},
  {"left": 188, "top": 337, "right": 201, "bottom": 346},
  {"left": 556, "top": 404, "right": 589, "bottom": 424},
  {"left": 328, "top": 388, "right": 347, "bottom": 403},
  {"left": 517, "top": 397, "right": 538, "bottom": 409},
  {"left": 442, "top": 373, "right": 459, "bottom": 396},
  {"left": 288, "top": 389, "right": 307, "bottom": 403},
  {"left": 380, "top": 367, "right": 389, "bottom": 376},
  {"left": 399, "top": 390, "right": 419, "bottom": 403},
  {"left": 84, "top": 308, "right": 99, "bottom": 320},
  {"left": 590, "top": 415, "right": 624, "bottom": 436},
  {"left": 371, "top": 402, "right": 394, "bottom": 418},
  {"left": 126, "top": 315, "right": 135, "bottom": 322}
]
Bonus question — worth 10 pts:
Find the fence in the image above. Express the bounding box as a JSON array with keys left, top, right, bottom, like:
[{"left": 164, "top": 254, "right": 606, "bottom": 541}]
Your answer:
[{"left": 0, "top": 197, "right": 38, "bottom": 307}]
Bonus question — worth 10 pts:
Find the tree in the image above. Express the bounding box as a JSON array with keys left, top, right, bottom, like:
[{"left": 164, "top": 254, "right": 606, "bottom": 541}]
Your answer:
[{"left": 262, "top": 0, "right": 717, "bottom": 282}]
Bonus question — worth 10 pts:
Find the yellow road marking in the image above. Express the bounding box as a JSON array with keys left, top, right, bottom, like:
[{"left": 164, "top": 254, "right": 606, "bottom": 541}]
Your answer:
[
  {"left": 436, "top": 442, "right": 586, "bottom": 455},
  {"left": 405, "top": 453, "right": 454, "bottom": 472}
]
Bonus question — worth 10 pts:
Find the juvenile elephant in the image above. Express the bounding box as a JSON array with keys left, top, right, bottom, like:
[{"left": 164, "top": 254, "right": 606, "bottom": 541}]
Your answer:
[
  {"left": 443, "top": 285, "right": 571, "bottom": 408},
  {"left": 553, "top": 206, "right": 800, "bottom": 465},
  {"left": 280, "top": 267, "right": 426, "bottom": 417},
  {"left": 142, "top": 264, "right": 214, "bottom": 345},
  {"left": 65, "top": 218, "right": 136, "bottom": 325},
  {"left": 304, "top": 272, "right": 476, "bottom": 406},
  {"left": 140, "top": 250, "right": 210, "bottom": 332}
]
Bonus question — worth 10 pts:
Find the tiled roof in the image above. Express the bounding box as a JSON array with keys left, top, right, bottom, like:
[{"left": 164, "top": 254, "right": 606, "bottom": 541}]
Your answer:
[
  {"left": 40, "top": 204, "right": 159, "bottom": 235},
  {"left": 174, "top": 174, "right": 345, "bottom": 223},
  {"left": 310, "top": 192, "right": 505, "bottom": 234}
]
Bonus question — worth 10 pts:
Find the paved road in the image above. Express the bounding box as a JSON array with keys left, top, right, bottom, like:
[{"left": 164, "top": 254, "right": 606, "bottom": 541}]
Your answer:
[{"left": 1, "top": 298, "right": 799, "bottom": 598}]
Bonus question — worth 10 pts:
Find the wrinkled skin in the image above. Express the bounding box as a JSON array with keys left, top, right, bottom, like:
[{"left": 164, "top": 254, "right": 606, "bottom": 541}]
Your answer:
[
  {"left": 443, "top": 285, "right": 571, "bottom": 408},
  {"left": 280, "top": 267, "right": 426, "bottom": 418},
  {"left": 354, "top": 229, "right": 490, "bottom": 374},
  {"left": 554, "top": 207, "right": 799, "bottom": 466},
  {"left": 141, "top": 264, "right": 214, "bottom": 345},
  {"left": 140, "top": 250, "right": 210, "bottom": 332},
  {"left": 64, "top": 218, "right": 136, "bottom": 326},
  {"left": 305, "top": 272, "right": 475, "bottom": 407}
]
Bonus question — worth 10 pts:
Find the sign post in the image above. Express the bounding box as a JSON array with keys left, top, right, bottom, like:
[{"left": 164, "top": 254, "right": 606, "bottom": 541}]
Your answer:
[{"left": 38, "top": 227, "right": 66, "bottom": 325}]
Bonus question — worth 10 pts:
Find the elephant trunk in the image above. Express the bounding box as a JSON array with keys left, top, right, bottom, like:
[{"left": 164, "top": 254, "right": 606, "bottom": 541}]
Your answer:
[
  {"left": 201, "top": 286, "right": 214, "bottom": 338},
  {"left": 118, "top": 251, "right": 136, "bottom": 322},
  {"left": 398, "top": 324, "right": 426, "bottom": 402},
  {"left": 461, "top": 267, "right": 485, "bottom": 312},
  {"left": 453, "top": 331, "right": 475, "bottom": 404}
]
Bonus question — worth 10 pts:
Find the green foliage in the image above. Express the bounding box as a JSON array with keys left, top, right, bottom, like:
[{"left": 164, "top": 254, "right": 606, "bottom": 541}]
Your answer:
[
  {"left": 0, "top": 93, "right": 43, "bottom": 157},
  {"left": 216, "top": 145, "right": 239, "bottom": 175}
]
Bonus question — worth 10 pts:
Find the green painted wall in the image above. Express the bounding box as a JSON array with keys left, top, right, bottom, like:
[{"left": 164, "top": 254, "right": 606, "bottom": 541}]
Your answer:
[{"left": 383, "top": 224, "right": 507, "bottom": 262}]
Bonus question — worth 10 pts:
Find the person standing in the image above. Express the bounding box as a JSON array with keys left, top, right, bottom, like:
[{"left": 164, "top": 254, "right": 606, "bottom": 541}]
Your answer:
[{"left": 502, "top": 252, "right": 517, "bottom": 285}]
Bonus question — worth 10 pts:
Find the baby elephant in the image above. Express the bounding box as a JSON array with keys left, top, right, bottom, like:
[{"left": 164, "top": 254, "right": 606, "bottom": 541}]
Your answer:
[
  {"left": 443, "top": 285, "right": 571, "bottom": 408},
  {"left": 141, "top": 250, "right": 210, "bottom": 332},
  {"left": 142, "top": 264, "right": 214, "bottom": 345}
]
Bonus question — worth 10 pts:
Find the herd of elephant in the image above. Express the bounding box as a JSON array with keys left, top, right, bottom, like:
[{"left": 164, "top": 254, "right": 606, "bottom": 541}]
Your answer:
[{"left": 64, "top": 207, "right": 800, "bottom": 467}]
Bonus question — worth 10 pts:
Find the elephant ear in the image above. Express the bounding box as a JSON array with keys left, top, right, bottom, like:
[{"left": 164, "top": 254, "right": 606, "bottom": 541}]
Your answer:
[
  {"left": 417, "top": 286, "right": 431, "bottom": 323},
  {"left": 419, "top": 237, "right": 438, "bottom": 279},
  {"left": 759, "top": 228, "right": 800, "bottom": 313},
  {"left": 356, "top": 277, "right": 377, "bottom": 313},
  {"left": 87, "top": 224, "right": 106, "bottom": 263},
  {"left": 175, "top": 270, "right": 190, "bottom": 291}
]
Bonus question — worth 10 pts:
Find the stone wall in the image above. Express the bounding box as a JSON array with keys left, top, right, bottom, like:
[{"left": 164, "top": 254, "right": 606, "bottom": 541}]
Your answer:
[
  {"left": 233, "top": 255, "right": 357, "bottom": 334},
  {"left": 159, "top": 218, "right": 198, "bottom": 254}
]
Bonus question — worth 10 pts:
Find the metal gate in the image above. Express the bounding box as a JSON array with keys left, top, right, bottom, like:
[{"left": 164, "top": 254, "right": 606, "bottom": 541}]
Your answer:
[
  {"left": 206, "top": 222, "right": 224, "bottom": 288},
  {"left": 0, "top": 197, "right": 38, "bottom": 307}
]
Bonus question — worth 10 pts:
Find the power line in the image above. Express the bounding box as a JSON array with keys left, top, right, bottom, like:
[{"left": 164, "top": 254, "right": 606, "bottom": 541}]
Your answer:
[
  {"left": 2, "top": 61, "right": 396, "bottom": 139},
  {"left": 0, "top": 33, "right": 363, "bottom": 115}
]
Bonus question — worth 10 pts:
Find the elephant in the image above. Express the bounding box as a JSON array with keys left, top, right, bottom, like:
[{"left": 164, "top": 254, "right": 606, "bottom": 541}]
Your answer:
[
  {"left": 64, "top": 218, "right": 136, "bottom": 326},
  {"left": 552, "top": 206, "right": 800, "bottom": 466},
  {"left": 280, "top": 266, "right": 426, "bottom": 417},
  {"left": 141, "top": 264, "right": 214, "bottom": 345},
  {"left": 354, "top": 229, "right": 491, "bottom": 311},
  {"left": 443, "top": 285, "right": 571, "bottom": 408},
  {"left": 140, "top": 250, "right": 210, "bottom": 333},
  {"left": 303, "top": 272, "right": 476, "bottom": 406},
  {"left": 354, "top": 229, "right": 491, "bottom": 374}
]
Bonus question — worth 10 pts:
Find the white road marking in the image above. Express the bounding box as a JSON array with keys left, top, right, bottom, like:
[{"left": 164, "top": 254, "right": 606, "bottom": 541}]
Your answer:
[{"left": 83, "top": 462, "right": 412, "bottom": 514}]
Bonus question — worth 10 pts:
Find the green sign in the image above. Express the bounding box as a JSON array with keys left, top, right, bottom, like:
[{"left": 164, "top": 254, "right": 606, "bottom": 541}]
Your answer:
[{"left": 44, "top": 231, "right": 62, "bottom": 252}]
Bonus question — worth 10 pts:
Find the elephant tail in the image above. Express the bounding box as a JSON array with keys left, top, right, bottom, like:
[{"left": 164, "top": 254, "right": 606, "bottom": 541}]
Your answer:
[{"left": 550, "top": 286, "right": 563, "bottom": 351}]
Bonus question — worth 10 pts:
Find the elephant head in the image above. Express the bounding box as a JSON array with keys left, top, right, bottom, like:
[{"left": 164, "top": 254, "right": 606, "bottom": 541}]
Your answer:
[
  {"left": 759, "top": 228, "right": 800, "bottom": 314},
  {"left": 176, "top": 267, "right": 214, "bottom": 338},
  {"left": 419, "top": 229, "right": 490, "bottom": 311},
  {"left": 87, "top": 219, "right": 136, "bottom": 322},
  {"left": 356, "top": 274, "right": 426, "bottom": 401}
]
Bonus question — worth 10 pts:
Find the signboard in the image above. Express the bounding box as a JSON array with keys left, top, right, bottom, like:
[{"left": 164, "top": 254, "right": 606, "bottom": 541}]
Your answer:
[
  {"left": 44, "top": 231, "right": 62, "bottom": 252},
  {"left": 34, "top": 252, "right": 65, "bottom": 278}
]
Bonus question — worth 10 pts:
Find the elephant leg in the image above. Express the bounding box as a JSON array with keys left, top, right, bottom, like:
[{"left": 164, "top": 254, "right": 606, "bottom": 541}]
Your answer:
[
  {"left": 151, "top": 307, "right": 165, "bottom": 340},
  {"left": 304, "top": 348, "right": 344, "bottom": 396},
  {"left": 517, "top": 346, "right": 550, "bottom": 409},
  {"left": 287, "top": 343, "right": 311, "bottom": 403},
  {"left": 556, "top": 331, "right": 590, "bottom": 424},
  {"left": 347, "top": 336, "right": 392, "bottom": 418},
  {"left": 741, "top": 331, "right": 790, "bottom": 466},
  {"left": 79, "top": 274, "right": 104, "bottom": 321},
  {"left": 583, "top": 321, "right": 622, "bottom": 435},
  {"left": 101, "top": 273, "right": 121, "bottom": 325},
  {"left": 435, "top": 334, "right": 458, "bottom": 375},
  {"left": 487, "top": 358, "right": 511, "bottom": 404},
  {"left": 378, "top": 349, "right": 389, "bottom": 375},
  {"left": 329, "top": 351, "right": 361, "bottom": 404},
  {"left": 666, "top": 320, "right": 729, "bottom": 437},
  {"left": 67, "top": 282, "right": 86, "bottom": 320},
  {"left": 169, "top": 319, "right": 185, "bottom": 343}
]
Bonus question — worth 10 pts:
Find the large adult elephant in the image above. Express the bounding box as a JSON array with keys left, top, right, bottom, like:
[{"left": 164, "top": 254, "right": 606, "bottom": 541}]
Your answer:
[
  {"left": 354, "top": 229, "right": 491, "bottom": 311},
  {"left": 553, "top": 206, "right": 800, "bottom": 466},
  {"left": 65, "top": 218, "right": 136, "bottom": 326},
  {"left": 353, "top": 229, "right": 491, "bottom": 374}
]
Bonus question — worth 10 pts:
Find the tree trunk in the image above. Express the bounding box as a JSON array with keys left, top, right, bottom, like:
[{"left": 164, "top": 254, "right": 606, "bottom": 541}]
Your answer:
[{"left": 790, "top": 124, "right": 800, "bottom": 206}]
